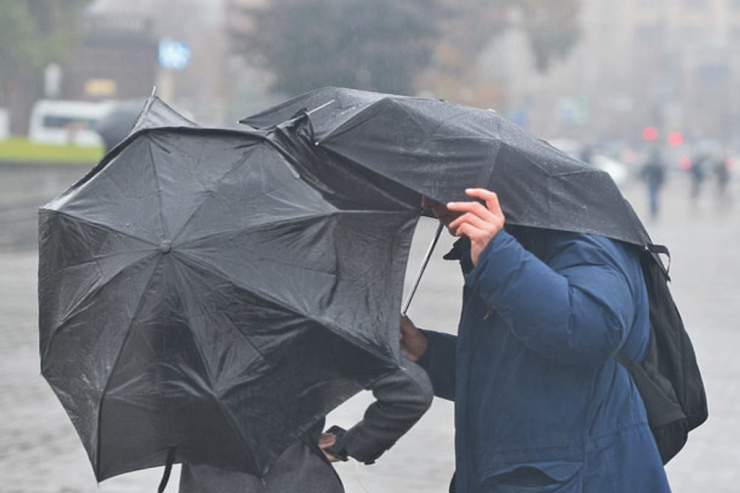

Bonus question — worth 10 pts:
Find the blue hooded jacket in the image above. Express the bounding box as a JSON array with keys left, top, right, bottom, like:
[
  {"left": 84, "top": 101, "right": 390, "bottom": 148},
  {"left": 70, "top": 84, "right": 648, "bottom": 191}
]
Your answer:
[{"left": 419, "top": 227, "right": 672, "bottom": 492}]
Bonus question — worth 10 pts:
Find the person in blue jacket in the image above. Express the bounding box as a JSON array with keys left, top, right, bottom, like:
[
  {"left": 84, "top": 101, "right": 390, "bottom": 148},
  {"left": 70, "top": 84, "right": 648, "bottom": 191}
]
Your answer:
[{"left": 400, "top": 188, "right": 672, "bottom": 493}]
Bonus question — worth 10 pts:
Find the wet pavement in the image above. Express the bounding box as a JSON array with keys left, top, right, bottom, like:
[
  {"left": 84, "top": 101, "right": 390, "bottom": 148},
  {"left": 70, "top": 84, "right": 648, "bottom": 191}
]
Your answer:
[{"left": 1, "top": 170, "right": 738, "bottom": 492}]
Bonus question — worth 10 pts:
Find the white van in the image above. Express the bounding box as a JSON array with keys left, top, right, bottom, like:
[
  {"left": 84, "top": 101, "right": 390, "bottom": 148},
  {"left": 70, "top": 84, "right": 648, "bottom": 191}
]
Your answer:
[{"left": 28, "top": 99, "right": 115, "bottom": 146}]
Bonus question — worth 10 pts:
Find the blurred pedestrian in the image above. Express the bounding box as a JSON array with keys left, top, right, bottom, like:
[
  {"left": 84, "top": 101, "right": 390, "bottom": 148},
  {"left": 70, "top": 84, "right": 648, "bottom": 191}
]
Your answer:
[
  {"left": 689, "top": 152, "right": 708, "bottom": 204},
  {"left": 714, "top": 156, "right": 732, "bottom": 209},
  {"left": 640, "top": 149, "right": 667, "bottom": 219}
]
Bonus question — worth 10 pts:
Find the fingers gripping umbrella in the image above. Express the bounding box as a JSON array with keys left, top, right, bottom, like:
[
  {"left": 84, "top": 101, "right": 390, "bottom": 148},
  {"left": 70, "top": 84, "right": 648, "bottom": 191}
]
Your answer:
[
  {"left": 38, "top": 98, "right": 420, "bottom": 482},
  {"left": 241, "top": 87, "right": 653, "bottom": 249}
]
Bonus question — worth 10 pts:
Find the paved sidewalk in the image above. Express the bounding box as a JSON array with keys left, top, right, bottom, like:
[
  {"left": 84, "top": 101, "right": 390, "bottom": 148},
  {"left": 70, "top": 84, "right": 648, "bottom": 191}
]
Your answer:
[{"left": 0, "top": 172, "right": 737, "bottom": 492}]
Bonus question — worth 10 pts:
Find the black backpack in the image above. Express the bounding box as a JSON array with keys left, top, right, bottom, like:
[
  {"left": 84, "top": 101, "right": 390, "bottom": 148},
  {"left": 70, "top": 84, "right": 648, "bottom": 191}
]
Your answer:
[{"left": 616, "top": 246, "right": 708, "bottom": 464}]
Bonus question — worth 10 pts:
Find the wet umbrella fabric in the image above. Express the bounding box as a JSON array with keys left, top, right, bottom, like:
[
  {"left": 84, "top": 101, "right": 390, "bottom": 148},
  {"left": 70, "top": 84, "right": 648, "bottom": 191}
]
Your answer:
[
  {"left": 38, "top": 98, "right": 420, "bottom": 481},
  {"left": 241, "top": 87, "right": 652, "bottom": 248}
]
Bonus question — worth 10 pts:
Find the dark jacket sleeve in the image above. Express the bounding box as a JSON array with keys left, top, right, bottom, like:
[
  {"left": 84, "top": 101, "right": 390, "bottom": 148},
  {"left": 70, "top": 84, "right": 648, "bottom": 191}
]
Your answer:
[
  {"left": 337, "top": 353, "right": 434, "bottom": 464},
  {"left": 416, "top": 329, "right": 457, "bottom": 401}
]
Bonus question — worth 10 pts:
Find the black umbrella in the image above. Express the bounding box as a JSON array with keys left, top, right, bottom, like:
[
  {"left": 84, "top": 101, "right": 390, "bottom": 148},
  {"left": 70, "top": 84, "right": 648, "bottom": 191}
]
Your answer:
[
  {"left": 241, "top": 87, "right": 652, "bottom": 248},
  {"left": 38, "top": 97, "right": 420, "bottom": 482}
]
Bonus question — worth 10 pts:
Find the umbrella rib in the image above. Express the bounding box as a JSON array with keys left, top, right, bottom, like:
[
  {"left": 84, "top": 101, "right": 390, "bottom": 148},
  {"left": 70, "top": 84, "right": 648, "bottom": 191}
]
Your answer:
[
  {"left": 167, "top": 262, "right": 269, "bottom": 395},
  {"left": 315, "top": 98, "right": 391, "bottom": 144},
  {"left": 503, "top": 142, "right": 593, "bottom": 177},
  {"left": 175, "top": 250, "right": 390, "bottom": 363},
  {"left": 40, "top": 253, "right": 158, "bottom": 366},
  {"left": 167, "top": 258, "right": 356, "bottom": 473},
  {"left": 174, "top": 247, "right": 335, "bottom": 305},
  {"left": 40, "top": 217, "right": 159, "bottom": 367},
  {"left": 165, "top": 135, "right": 224, "bottom": 243},
  {"left": 168, "top": 254, "right": 298, "bottom": 383},
  {"left": 213, "top": 396, "right": 260, "bottom": 471},
  {"left": 168, "top": 147, "right": 305, "bottom": 244},
  {"left": 93, "top": 256, "right": 164, "bottom": 478},
  {"left": 174, "top": 210, "right": 334, "bottom": 252},
  {"left": 47, "top": 210, "right": 160, "bottom": 251},
  {"left": 147, "top": 134, "right": 170, "bottom": 240},
  {"left": 176, "top": 209, "right": 404, "bottom": 277}
]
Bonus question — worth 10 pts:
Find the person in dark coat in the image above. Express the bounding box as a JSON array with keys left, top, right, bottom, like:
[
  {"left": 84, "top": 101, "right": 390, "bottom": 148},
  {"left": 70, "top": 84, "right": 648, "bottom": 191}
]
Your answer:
[
  {"left": 400, "top": 188, "right": 672, "bottom": 493},
  {"left": 178, "top": 353, "right": 433, "bottom": 493},
  {"left": 689, "top": 152, "right": 708, "bottom": 203},
  {"left": 714, "top": 155, "right": 732, "bottom": 209},
  {"left": 641, "top": 149, "right": 667, "bottom": 219}
]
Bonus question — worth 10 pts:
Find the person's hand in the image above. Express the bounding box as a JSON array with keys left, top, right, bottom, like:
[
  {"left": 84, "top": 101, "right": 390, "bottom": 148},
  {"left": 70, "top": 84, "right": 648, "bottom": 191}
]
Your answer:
[
  {"left": 318, "top": 432, "right": 342, "bottom": 462},
  {"left": 400, "top": 315, "right": 427, "bottom": 362},
  {"left": 446, "top": 188, "right": 505, "bottom": 266}
]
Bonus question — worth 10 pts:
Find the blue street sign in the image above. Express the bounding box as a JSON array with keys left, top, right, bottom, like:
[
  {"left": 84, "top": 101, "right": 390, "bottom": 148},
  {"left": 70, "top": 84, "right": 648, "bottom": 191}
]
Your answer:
[{"left": 159, "top": 38, "right": 191, "bottom": 70}]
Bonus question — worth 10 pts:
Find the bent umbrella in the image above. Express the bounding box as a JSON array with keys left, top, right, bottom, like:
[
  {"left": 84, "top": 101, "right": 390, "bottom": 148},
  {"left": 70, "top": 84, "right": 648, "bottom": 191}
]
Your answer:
[
  {"left": 38, "top": 98, "right": 420, "bottom": 482},
  {"left": 242, "top": 86, "right": 652, "bottom": 248}
]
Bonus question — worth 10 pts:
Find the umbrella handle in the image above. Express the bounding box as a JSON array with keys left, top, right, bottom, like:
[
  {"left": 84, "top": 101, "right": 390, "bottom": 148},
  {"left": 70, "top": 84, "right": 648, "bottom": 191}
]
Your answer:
[
  {"left": 401, "top": 222, "right": 444, "bottom": 316},
  {"left": 157, "top": 447, "right": 176, "bottom": 493}
]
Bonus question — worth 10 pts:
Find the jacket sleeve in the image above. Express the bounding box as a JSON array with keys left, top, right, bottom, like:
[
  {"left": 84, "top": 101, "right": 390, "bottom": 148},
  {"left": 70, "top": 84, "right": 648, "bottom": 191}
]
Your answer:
[
  {"left": 416, "top": 330, "right": 457, "bottom": 401},
  {"left": 338, "top": 353, "right": 434, "bottom": 464},
  {"left": 466, "top": 230, "right": 641, "bottom": 366}
]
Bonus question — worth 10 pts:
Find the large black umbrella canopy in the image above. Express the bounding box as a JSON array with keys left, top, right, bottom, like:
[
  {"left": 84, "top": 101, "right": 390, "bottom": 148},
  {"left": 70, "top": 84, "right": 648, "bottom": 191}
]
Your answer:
[
  {"left": 242, "top": 87, "right": 653, "bottom": 248},
  {"left": 38, "top": 97, "right": 420, "bottom": 481}
]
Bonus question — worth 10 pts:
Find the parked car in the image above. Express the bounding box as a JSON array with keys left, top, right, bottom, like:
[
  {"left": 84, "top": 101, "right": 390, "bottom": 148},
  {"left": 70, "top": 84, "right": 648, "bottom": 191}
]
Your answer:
[
  {"left": 28, "top": 99, "right": 115, "bottom": 147},
  {"left": 547, "top": 138, "right": 630, "bottom": 188},
  {"left": 591, "top": 153, "right": 630, "bottom": 188}
]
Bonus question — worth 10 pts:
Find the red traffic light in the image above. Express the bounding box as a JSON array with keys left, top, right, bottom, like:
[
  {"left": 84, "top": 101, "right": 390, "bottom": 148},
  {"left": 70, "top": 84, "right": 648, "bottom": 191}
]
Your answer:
[
  {"left": 667, "top": 132, "right": 683, "bottom": 146},
  {"left": 642, "top": 127, "right": 658, "bottom": 141}
]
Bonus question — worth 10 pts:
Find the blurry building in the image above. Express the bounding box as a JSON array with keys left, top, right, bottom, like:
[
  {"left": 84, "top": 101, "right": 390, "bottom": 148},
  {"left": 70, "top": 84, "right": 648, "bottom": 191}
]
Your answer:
[
  {"left": 223, "top": 0, "right": 265, "bottom": 29},
  {"left": 64, "top": 13, "right": 158, "bottom": 101},
  {"left": 72, "top": 0, "right": 239, "bottom": 125},
  {"left": 490, "top": 0, "right": 740, "bottom": 152}
]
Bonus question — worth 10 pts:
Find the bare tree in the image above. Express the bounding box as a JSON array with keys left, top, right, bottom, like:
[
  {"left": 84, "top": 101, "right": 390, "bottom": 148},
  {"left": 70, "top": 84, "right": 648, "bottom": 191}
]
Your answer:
[
  {"left": 230, "top": 0, "right": 443, "bottom": 97},
  {"left": 420, "top": 0, "right": 581, "bottom": 105},
  {"left": 228, "top": 0, "right": 581, "bottom": 100}
]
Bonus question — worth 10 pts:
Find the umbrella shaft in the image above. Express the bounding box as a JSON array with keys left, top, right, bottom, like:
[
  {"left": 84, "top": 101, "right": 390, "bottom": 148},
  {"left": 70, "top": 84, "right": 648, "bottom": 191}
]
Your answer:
[{"left": 402, "top": 222, "right": 444, "bottom": 316}]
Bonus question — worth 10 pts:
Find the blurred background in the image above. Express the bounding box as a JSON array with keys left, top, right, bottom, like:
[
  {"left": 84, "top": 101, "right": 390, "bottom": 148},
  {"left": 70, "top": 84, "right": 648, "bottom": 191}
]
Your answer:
[
  {"left": 2, "top": 0, "right": 739, "bottom": 214},
  {"left": 1, "top": 0, "right": 738, "bottom": 491},
  {"left": 2, "top": 0, "right": 740, "bottom": 151}
]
